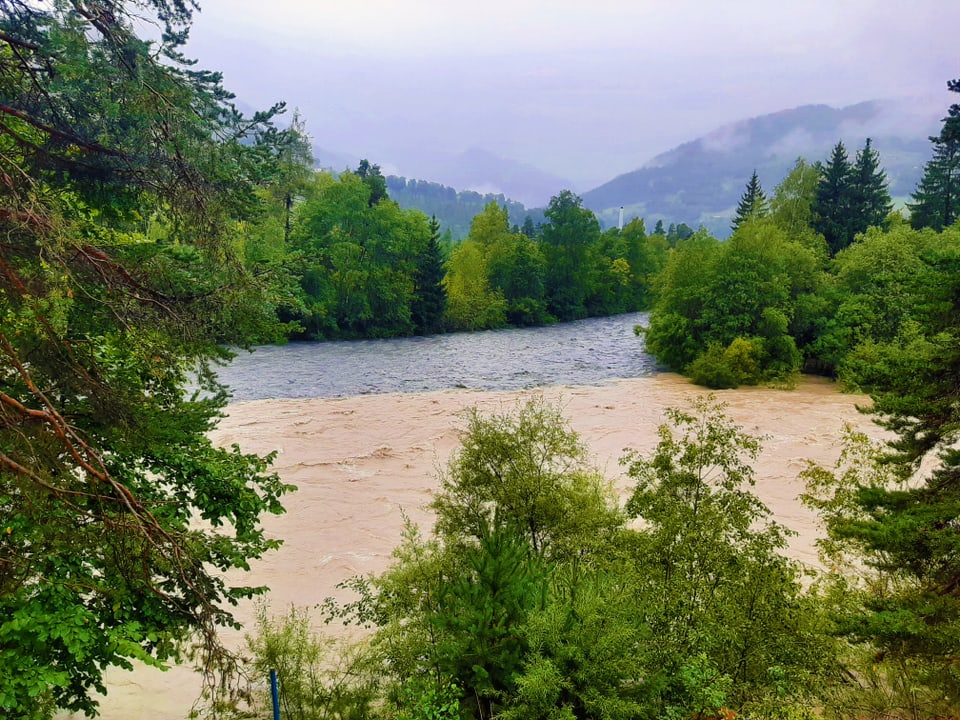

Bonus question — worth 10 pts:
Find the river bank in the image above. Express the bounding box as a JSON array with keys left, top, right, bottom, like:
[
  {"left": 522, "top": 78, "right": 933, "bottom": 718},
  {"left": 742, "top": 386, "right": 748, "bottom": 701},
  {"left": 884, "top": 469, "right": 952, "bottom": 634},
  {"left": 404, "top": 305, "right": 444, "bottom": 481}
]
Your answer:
[{"left": 63, "top": 373, "right": 885, "bottom": 720}]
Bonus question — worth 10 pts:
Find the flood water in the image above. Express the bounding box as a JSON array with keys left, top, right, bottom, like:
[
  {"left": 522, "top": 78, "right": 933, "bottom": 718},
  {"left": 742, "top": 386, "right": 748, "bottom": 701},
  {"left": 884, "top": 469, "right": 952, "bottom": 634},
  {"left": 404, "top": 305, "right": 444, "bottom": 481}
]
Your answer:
[{"left": 216, "top": 312, "right": 656, "bottom": 401}]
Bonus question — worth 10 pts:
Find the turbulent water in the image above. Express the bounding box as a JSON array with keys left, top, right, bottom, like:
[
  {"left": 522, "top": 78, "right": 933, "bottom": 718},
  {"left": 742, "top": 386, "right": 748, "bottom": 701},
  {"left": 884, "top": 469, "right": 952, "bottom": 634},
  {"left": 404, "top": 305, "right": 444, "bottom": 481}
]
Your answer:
[{"left": 217, "top": 312, "right": 656, "bottom": 401}]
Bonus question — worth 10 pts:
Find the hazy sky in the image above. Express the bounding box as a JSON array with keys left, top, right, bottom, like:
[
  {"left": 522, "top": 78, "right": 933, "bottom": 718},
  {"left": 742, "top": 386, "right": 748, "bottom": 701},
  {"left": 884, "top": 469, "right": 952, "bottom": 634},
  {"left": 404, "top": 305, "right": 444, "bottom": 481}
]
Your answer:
[{"left": 184, "top": 0, "right": 958, "bottom": 189}]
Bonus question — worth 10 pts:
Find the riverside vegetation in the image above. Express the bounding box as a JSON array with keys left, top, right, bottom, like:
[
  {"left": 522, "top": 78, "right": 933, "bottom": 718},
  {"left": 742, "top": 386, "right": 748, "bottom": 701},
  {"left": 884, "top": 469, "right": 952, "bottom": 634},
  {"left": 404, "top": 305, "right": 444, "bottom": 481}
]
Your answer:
[{"left": 2, "top": 2, "right": 960, "bottom": 719}]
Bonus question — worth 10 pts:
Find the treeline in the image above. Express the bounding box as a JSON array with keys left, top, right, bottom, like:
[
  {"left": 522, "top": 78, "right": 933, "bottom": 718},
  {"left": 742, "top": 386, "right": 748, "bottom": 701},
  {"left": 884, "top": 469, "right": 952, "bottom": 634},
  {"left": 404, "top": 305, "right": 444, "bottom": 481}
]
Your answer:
[{"left": 254, "top": 162, "right": 673, "bottom": 338}]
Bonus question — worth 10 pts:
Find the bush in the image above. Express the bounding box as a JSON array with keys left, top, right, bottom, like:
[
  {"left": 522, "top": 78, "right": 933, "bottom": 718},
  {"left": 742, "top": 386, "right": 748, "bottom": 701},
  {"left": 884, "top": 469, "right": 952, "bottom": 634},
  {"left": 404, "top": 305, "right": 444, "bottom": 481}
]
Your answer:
[
  {"left": 199, "top": 603, "right": 377, "bottom": 720},
  {"left": 687, "top": 338, "right": 763, "bottom": 388}
]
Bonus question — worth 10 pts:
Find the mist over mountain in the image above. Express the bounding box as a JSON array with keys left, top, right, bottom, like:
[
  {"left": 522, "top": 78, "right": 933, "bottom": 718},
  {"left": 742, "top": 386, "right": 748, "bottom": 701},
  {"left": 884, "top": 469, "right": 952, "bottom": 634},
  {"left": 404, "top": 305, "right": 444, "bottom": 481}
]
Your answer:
[
  {"left": 395, "top": 147, "right": 574, "bottom": 209},
  {"left": 581, "top": 97, "right": 941, "bottom": 238}
]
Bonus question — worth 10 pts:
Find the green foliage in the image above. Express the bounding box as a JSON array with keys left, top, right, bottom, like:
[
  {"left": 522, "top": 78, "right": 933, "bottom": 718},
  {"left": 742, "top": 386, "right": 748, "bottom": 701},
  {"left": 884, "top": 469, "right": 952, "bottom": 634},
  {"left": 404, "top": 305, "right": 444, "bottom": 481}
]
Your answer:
[
  {"left": 541, "top": 190, "right": 602, "bottom": 321},
  {"left": 442, "top": 240, "right": 507, "bottom": 331},
  {"left": 909, "top": 78, "right": 960, "bottom": 231},
  {"left": 397, "top": 677, "right": 464, "bottom": 720},
  {"left": 687, "top": 337, "right": 763, "bottom": 389},
  {"left": 410, "top": 215, "right": 448, "bottom": 334},
  {"left": 502, "top": 567, "right": 651, "bottom": 720},
  {"left": 801, "top": 211, "right": 960, "bottom": 707},
  {"left": 802, "top": 430, "right": 960, "bottom": 717},
  {"left": 812, "top": 139, "right": 892, "bottom": 255},
  {"left": 432, "top": 399, "right": 622, "bottom": 559},
  {"left": 644, "top": 221, "right": 819, "bottom": 383},
  {"left": 198, "top": 603, "right": 378, "bottom": 720},
  {"left": 812, "top": 142, "right": 856, "bottom": 255},
  {"left": 769, "top": 158, "right": 826, "bottom": 252},
  {"left": 812, "top": 224, "right": 954, "bottom": 377},
  {"left": 624, "top": 398, "right": 832, "bottom": 714},
  {"left": 731, "top": 170, "right": 769, "bottom": 232},
  {"left": 0, "top": 2, "right": 295, "bottom": 716},
  {"left": 290, "top": 171, "right": 434, "bottom": 338}
]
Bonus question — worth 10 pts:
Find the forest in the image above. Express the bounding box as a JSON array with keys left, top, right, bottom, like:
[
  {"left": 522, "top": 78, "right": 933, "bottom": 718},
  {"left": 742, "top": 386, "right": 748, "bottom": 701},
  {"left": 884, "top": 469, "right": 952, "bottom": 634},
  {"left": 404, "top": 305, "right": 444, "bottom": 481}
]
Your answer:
[{"left": 1, "top": 1, "right": 960, "bottom": 719}]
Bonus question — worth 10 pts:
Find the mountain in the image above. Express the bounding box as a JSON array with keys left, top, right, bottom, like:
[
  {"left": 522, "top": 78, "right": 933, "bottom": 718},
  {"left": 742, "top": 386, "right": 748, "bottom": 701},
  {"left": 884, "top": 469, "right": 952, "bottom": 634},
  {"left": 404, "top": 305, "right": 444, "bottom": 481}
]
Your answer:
[
  {"left": 581, "top": 98, "right": 941, "bottom": 238},
  {"left": 410, "top": 147, "right": 574, "bottom": 209},
  {"left": 385, "top": 176, "right": 544, "bottom": 240}
]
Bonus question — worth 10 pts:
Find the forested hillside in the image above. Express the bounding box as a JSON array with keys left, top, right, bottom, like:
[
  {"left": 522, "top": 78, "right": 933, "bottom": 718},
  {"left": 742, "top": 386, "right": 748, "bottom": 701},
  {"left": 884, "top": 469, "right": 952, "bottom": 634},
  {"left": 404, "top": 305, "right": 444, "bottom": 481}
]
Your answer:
[
  {"left": 582, "top": 100, "right": 937, "bottom": 237},
  {"left": 385, "top": 175, "right": 543, "bottom": 240}
]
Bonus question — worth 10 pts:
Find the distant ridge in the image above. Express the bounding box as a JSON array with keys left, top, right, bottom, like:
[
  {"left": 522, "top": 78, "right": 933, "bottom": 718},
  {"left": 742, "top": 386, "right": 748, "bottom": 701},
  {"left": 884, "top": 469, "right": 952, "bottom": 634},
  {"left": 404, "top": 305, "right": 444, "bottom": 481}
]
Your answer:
[
  {"left": 385, "top": 176, "right": 544, "bottom": 240},
  {"left": 581, "top": 99, "right": 940, "bottom": 238}
]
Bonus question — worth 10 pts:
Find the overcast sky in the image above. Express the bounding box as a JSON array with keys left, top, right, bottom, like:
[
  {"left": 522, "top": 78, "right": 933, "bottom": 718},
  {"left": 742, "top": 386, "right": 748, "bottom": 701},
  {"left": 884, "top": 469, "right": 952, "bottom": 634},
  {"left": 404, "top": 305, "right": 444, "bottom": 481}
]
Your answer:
[{"left": 184, "top": 0, "right": 959, "bottom": 189}]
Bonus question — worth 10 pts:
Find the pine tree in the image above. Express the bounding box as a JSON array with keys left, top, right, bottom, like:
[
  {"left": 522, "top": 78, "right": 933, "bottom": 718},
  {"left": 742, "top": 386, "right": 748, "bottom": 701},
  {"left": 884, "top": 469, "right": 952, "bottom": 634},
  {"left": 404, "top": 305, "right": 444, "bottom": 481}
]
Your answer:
[
  {"left": 850, "top": 138, "right": 892, "bottom": 235},
  {"left": 909, "top": 81, "right": 960, "bottom": 231},
  {"left": 812, "top": 142, "right": 856, "bottom": 255},
  {"left": 731, "top": 170, "right": 769, "bottom": 232}
]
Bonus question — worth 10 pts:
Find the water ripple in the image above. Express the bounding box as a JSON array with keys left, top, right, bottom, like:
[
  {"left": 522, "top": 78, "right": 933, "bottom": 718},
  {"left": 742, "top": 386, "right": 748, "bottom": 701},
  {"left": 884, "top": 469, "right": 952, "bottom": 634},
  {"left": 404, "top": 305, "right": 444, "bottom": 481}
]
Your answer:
[{"left": 217, "top": 312, "right": 655, "bottom": 401}]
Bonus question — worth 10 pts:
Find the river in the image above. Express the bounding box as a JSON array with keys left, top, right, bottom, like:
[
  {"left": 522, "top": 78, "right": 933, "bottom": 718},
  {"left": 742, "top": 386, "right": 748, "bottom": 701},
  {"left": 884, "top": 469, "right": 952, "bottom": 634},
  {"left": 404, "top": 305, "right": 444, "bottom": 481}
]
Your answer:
[{"left": 216, "top": 312, "right": 656, "bottom": 401}]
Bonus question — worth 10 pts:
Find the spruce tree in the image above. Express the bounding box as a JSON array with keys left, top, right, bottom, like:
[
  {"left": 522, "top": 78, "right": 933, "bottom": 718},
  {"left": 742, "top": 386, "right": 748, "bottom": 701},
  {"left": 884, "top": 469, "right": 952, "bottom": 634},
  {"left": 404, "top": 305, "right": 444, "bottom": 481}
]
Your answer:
[
  {"left": 909, "top": 80, "right": 960, "bottom": 231},
  {"left": 850, "top": 138, "right": 892, "bottom": 235},
  {"left": 731, "top": 170, "right": 769, "bottom": 232},
  {"left": 411, "top": 215, "right": 447, "bottom": 334},
  {"left": 812, "top": 141, "right": 856, "bottom": 255}
]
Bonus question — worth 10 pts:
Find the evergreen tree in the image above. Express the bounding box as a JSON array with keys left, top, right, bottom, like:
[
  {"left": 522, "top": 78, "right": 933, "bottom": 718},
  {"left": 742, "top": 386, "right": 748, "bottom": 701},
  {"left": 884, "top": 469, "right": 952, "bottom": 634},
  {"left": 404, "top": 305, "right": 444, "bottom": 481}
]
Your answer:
[
  {"left": 654, "top": 219, "right": 666, "bottom": 235},
  {"left": 356, "top": 159, "right": 388, "bottom": 206},
  {"left": 411, "top": 215, "right": 447, "bottom": 334},
  {"left": 731, "top": 170, "right": 769, "bottom": 232},
  {"left": 804, "top": 223, "right": 960, "bottom": 708},
  {"left": 812, "top": 142, "right": 856, "bottom": 255},
  {"left": 909, "top": 80, "right": 960, "bottom": 231},
  {"left": 850, "top": 138, "right": 892, "bottom": 236},
  {"left": 521, "top": 215, "right": 537, "bottom": 238}
]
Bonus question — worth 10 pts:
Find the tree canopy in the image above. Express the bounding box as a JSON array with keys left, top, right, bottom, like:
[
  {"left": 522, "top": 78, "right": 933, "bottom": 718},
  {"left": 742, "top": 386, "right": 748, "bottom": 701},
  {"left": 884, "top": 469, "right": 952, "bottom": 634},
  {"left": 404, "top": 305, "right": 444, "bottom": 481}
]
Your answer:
[{"left": 0, "top": 2, "right": 294, "bottom": 715}]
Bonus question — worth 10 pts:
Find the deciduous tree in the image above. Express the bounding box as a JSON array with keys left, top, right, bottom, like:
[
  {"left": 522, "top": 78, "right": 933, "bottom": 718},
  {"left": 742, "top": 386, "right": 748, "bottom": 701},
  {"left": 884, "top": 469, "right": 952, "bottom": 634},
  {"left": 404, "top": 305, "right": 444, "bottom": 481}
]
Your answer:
[{"left": 0, "top": 2, "right": 294, "bottom": 715}]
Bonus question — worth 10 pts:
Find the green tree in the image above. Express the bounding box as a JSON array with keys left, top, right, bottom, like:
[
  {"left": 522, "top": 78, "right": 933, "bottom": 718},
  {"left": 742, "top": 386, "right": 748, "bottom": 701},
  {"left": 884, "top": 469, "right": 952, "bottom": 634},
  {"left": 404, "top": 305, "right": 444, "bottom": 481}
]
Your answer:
[
  {"left": 360, "top": 400, "right": 622, "bottom": 720},
  {"left": 812, "top": 142, "right": 856, "bottom": 255},
  {"left": 432, "top": 399, "right": 622, "bottom": 560},
  {"left": 442, "top": 240, "right": 506, "bottom": 331},
  {"left": 540, "top": 190, "right": 601, "bottom": 321},
  {"left": 0, "top": 2, "right": 293, "bottom": 716},
  {"left": 811, "top": 223, "right": 950, "bottom": 376},
  {"left": 643, "top": 223, "right": 820, "bottom": 384},
  {"left": 802, "top": 219, "right": 960, "bottom": 714},
  {"left": 486, "top": 232, "right": 550, "bottom": 326},
  {"left": 909, "top": 78, "right": 960, "bottom": 231},
  {"left": 356, "top": 158, "right": 388, "bottom": 207},
  {"left": 851, "top": 138, "right": 892, "bottom": 235},
  {"left": 410, "top": 215, "right": 447, "bottom": 334},
  {"left": 769, "top": 157, "right": 823, "bottom": 248},
  {"left": 731, "top": 170, "right": 769, "bottom": 232},
  {"left": 625, "top": 398, "right": 832, "bottom": 716},
  {"left": 291, "top": 171, "right": 431, "bottom": 338}
]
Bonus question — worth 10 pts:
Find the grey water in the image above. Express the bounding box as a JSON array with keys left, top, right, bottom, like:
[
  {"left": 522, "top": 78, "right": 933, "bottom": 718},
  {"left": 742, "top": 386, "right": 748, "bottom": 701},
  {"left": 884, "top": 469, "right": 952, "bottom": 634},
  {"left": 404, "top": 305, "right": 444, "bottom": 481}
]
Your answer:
[{"left": 216, "top": 312, "right": 656, "bottom": 402}]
